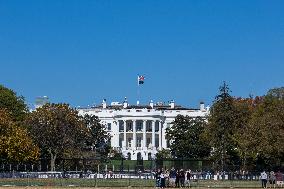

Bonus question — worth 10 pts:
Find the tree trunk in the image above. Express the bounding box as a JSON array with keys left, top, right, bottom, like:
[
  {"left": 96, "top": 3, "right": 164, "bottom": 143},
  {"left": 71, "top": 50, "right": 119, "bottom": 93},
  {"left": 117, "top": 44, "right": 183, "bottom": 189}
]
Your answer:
[
  {"left": 242, "top": 155, "right": 247, "bottom": 171},
  {"left": 50, "top": 153, "right": 57, "bottom": 171}
]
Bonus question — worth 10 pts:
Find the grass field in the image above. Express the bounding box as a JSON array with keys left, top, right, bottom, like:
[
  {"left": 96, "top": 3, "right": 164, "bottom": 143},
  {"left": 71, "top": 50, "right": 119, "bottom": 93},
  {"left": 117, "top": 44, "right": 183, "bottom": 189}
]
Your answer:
[{"left": 0, "top": 178, "right": 264, "bottom": 188}]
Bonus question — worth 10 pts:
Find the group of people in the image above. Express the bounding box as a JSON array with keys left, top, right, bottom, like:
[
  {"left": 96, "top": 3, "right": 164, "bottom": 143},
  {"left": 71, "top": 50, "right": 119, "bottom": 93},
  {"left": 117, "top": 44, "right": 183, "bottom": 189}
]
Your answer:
[
  {"left": 260, "top": 170, "right": 283, "bottom": 188},
  {"left": 155, "top": 167, "right": 192, "bottom": 188}
]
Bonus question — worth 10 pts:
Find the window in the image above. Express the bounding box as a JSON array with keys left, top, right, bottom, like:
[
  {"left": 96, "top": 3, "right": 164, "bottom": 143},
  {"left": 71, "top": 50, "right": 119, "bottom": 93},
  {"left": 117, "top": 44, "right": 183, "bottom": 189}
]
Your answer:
[
  {"left": 119, "top": 137, "right": 123, "bottom": 147},
  {"left": 137, "top": 152, "right": 142, "bottom": 160},
  {"left": 136, "top": 121, "right": 143, "bottom": 131},
  {"left": 166, "top": 123, "right": 171, "bottom": 128},
  {"left": 147, "top": 138, "right": 151, "bottom": 147},
  {"left": 166, "top": 140, "right": 170, "bottom": 148},
  {"left": 119, "top": 121, "right": 124, "bottom": 132},
  {"left": 148, "top": 153, "right": 152, "bottom": 160},
  {"left": 127, "top": 152, "right": 131, "bottom": 160},
  {"left": 128, "top": 138, "right": 132, "bottom": 147},
  {"left": 107, "top": 123, "right": 111, "bottom": 131},
  {"left": 127, "top": 122, "right": 132, "bottom": 131},
  {"left": 137, "top": 137, "right": 142, "bottom": 147},
  {"left": 155, "top": 121, "right": 159, "bottom": 132},
  {"left": 146, "top": 121, "right": 152, "bottom": 132},
  {"left": 155, "top": 137, "right": 159, "bottom": 148}
]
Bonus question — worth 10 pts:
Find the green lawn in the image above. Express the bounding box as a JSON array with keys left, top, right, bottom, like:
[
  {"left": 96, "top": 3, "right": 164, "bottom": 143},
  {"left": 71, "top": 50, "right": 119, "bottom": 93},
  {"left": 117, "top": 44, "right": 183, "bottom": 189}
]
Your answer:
[{"left": 0, "top": 178, "right": 262, "bottom": 188}]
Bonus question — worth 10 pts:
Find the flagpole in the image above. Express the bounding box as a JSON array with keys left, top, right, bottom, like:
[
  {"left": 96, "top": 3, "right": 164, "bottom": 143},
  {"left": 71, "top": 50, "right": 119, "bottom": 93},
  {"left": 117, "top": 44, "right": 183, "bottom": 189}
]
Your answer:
[{"left": 137, "top": 75, "right": 140, "bottom": 105}]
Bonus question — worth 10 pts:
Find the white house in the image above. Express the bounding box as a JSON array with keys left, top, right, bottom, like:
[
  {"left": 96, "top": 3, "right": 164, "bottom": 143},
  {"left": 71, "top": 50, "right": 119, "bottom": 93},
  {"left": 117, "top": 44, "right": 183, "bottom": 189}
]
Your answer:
[{"left": 78, "top": 98, "right": 209, "bottom": 160}]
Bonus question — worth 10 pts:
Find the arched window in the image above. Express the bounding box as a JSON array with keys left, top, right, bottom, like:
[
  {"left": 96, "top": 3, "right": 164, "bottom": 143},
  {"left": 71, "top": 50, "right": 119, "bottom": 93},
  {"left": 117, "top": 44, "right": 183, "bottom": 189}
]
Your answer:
[
  {"left": 137, "top": 152, "right": 142, "bottom": 160},
  {"left": 127, "top": 152, "right": 131, "bottom": 160},
  {"left": 148, "top": 153, "right": 152, "bottom": 160}
]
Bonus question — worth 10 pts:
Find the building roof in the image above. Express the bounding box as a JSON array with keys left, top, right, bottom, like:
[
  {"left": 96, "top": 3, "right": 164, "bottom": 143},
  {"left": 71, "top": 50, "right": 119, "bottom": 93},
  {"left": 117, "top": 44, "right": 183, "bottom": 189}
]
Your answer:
[{"left": 85, "top": 104, "right": 200, "bottom": 111}]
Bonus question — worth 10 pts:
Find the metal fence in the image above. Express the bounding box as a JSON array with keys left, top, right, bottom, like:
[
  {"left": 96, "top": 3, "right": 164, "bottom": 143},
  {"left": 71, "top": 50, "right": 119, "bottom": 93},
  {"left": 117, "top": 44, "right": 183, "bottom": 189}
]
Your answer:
[
  {"left": 0, "top": 158, "right": 282, "bottom": 188},
  {"left": 0, "top": 171, "right": 268, "bottom": 188},
  {"left": 0, "top": 158, "right": 278, "bottom": 173}
]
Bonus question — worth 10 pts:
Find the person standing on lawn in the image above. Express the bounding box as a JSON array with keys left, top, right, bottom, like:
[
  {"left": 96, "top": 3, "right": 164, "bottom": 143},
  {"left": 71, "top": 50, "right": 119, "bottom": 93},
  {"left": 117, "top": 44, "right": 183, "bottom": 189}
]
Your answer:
[
  {"left": 175, "top": 169, "right": 180, "bottom": 188},
  {"left": 160, "top": 170, "right": 166, "bottom": 189},
  {"left": 185, "top": 169, "right": 191, "bottom": 188},
  {"left": 276, "top": 170, "right": 283, "bottom": 188},
  {"left": 165, "top": 169, "right": 170, "bottom": 187},
  {"left": 155, "top": 169, "right": 161, "bottom": 188},
  {"left": 261, "top": 170, "right": 268, "bottom": 188},
  {"left": 169, "top": 167, "right": 177, "bottom": 187},
  {"left": 269, "top": 171, "right": 276, "bottom": 188},
  {"left": 179, "top": 169, "right": 185, "bottom": 188}
]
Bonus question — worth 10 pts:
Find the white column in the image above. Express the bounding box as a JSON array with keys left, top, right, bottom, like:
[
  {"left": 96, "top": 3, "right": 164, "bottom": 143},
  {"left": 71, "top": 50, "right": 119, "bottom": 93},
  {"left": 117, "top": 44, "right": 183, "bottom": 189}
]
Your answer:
[
  {"left": 152, "top": 120, "right": 155, "bottom": 149},
  {"left": 162, "top": 122, "right": 167, "bottom": 149},
  {"left": 123, "top": 120, "right": 126, "bottom": 148},
  {"left": 143, "top": 120, "right": 146, "bottom": 148},
  {"left": 115, "top": 120, "right": 120, "bottom": 148},
  {"left": 133, "top": 120, "right": 136, "bottom": 149},
  {"left": 159, "top": 121, "right": 162, "bottom": 150}
]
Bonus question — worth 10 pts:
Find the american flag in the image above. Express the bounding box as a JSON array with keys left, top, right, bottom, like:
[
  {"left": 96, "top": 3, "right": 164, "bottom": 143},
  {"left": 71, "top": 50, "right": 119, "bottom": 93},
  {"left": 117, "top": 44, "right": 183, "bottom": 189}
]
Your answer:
[{"left": 138, "top": 75, "right": 145, "bottom": 85}]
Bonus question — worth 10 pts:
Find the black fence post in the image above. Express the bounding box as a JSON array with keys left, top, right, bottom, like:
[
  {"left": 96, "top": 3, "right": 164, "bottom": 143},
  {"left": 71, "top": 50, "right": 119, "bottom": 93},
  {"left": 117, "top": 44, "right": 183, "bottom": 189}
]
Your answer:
[{"left": 128, "top": 165, "right": 130, "bottom": 187}]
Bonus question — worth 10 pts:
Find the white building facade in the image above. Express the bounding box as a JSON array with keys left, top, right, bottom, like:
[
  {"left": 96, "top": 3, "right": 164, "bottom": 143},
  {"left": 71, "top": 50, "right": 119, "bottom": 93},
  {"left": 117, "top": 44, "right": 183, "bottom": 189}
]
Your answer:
[{"left": 78, "top": 99, "right": 209, "bottom": 160}]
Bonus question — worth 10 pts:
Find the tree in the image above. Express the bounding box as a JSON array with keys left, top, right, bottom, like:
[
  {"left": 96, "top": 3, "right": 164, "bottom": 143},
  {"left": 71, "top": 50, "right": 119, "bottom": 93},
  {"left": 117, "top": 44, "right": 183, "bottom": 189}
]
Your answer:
[
  {"left": 0, "top": 85, "right": 28, "bottom": 121},
  {"left": 166, "top": 115, "right": 210, "bottom": 159},
  {"left": 83, "top": 114, "right": 111, "bottom": 159},
  {"left": 232, "top": 97, "right": 263, "bottom": 171},
  {"left": 109, "top": 149, "right": 124, "bottom": 160},
  {"left": 155, "top": 149, "right": 172, "bottom": 159},
  {"left": 247, "top": 94, "right": 284, "bottom": 168},
  {"left": 0, "top": 109, "right": 39, "bottom": 162},
  {"left": 25, "top": 103, "right": 89, "bottom": 171},
  {"left": 267, "top": 87, "right": 284, "bottom": 100},
  {"left": 204, "top": 82, "right": 236, "bottom": 171}
]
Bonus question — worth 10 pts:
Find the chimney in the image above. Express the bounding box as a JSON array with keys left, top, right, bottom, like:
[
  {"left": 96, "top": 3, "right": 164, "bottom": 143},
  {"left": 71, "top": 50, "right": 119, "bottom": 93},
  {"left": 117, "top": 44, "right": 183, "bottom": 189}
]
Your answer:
[
  {"left": 123, "top": 97, "right": 128, "bottom": 108},
  {"left": 200, "top": 101, "right": 205, "bottom": 111},
  {"left": 149, "top": 100, "right": 154, "bottom": 108},
  {"left": 102, "top": 99, "right": 107, "bottom": 109},
  {"left": 206, "top": 105, "right": 210, "bottom": 112},
  {"left": 170, "top": 100, "right": 175, "bottom": 109}
]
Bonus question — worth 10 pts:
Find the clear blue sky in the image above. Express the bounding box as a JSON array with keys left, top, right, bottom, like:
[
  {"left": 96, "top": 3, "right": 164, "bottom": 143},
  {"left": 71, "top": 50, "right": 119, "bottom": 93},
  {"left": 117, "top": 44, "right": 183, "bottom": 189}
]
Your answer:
[{"left": 1, "top": 1, "right": 284, "bottom": 108}]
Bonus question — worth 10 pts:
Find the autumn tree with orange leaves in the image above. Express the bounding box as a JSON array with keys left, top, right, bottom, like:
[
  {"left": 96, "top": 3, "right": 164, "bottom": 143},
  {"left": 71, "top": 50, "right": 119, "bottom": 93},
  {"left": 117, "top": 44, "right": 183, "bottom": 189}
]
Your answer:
[{"left": 0, "top": 109, "right": 39, "bottom": 162}]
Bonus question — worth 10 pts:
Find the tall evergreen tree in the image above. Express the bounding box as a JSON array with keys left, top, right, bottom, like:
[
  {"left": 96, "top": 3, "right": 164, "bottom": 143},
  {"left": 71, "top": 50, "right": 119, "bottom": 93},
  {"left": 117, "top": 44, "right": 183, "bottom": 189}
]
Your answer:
[{"left": 205, "top": 82, "right": 236, "bottom": 171}]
